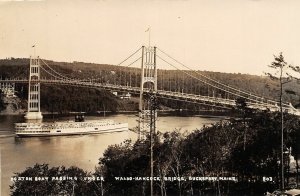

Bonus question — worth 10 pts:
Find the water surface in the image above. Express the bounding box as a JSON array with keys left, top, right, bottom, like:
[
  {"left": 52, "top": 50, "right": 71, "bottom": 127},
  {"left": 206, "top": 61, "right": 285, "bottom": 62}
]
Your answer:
[{"left": 0, "top": 114, "right": 223, "bottom": 195}]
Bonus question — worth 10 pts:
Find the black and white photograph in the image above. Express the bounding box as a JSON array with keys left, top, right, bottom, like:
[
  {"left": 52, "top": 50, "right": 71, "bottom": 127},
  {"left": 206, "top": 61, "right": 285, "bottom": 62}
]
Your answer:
[{"left": 1, "top": 0, "right": 300, "bottom": 195}]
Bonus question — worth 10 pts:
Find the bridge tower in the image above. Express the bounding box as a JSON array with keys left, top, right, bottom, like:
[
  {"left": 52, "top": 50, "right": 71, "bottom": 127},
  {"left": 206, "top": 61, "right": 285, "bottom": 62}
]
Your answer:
[
  {"left": 24, "top": 56, "right": 43, "bottom": 120},
  {"left": 138, "top": 46, "right": 157, "bottom": 140}
]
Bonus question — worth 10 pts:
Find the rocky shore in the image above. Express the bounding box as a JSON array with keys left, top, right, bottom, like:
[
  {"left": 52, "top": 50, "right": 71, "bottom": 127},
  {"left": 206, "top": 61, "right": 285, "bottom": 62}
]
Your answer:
[{"left": 0, "top": 97, "right": 24, "bottom": 115}]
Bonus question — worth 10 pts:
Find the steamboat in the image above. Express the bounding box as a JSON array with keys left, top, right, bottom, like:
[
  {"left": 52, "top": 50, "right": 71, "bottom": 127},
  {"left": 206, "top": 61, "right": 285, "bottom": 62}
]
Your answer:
[{"left": 15, "top": 115, "right": 128, "bottom": 137}]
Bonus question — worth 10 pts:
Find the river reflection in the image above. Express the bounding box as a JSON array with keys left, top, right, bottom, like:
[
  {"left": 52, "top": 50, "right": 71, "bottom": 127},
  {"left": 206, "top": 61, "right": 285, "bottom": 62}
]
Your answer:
[{"left": 0, "top": 114, "right": 223, "bottom": 195}]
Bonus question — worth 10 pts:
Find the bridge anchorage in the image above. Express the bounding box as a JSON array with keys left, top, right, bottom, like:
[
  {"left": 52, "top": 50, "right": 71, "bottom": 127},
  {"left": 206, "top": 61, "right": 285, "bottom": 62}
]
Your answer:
[{"left": 24, "top": 56, "right": 42, "bottom": 120}]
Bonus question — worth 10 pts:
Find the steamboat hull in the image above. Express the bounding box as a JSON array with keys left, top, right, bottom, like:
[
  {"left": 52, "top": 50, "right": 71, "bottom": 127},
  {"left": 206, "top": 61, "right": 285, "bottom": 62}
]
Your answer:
[{"left": 15, "top": 120, "right": 128, "bottom": 137}]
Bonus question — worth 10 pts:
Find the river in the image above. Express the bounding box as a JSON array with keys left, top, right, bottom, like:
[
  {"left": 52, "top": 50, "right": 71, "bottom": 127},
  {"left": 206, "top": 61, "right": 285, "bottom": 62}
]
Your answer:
[{"left": 0, "top": 114, "right": 224, "bottom": 195}]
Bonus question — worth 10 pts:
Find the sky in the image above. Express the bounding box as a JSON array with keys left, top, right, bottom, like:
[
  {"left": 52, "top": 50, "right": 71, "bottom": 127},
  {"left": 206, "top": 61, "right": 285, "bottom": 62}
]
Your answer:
[{"left": 1, "top": 0, "right": 300, "bottom": 75}]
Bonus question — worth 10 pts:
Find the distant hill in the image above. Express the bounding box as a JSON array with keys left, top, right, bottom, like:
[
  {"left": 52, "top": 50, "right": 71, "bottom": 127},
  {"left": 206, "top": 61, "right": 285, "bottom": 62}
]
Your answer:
[{"left": 0, "top": 58, "right": 299, "bottom": 113}]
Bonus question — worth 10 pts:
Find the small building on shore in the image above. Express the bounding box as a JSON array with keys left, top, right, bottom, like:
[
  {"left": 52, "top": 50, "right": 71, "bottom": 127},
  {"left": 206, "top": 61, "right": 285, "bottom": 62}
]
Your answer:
[
  {"left": 112, "top": 91, "right": 131, "bottom": 99},
  {"left": 0, "top": 83, "right": 16, "bottom": 97}
]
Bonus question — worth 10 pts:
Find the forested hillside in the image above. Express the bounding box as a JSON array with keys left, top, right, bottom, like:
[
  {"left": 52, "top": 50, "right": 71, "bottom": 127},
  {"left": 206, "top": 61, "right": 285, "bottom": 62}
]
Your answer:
[{"left": 1, "top": 58, "right": 300, "bottom": 113}]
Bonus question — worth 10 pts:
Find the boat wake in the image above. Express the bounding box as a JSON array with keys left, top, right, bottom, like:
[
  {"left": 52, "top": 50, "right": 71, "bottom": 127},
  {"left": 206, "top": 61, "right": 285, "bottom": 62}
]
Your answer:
[{"left": 0, "top": 133, "right": 15, "bottom": 138}]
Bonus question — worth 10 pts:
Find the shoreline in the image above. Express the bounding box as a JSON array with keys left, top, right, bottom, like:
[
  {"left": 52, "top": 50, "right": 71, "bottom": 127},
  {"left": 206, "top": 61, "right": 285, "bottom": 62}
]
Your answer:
[{"left": 0, "top": 110, "right": 230, "bottom": 119}]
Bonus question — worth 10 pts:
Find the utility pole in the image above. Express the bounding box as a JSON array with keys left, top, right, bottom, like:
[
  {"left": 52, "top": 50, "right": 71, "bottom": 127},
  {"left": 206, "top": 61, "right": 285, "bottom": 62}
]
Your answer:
[
  {"left": 150, "top": 95, "right": 154, "bottom": 196},
  {"left": 149, "top": 91, "right": 157, "bottom": 196},
  {"left": 280, "top": 65, "right": 284, "bottom": 190},
  {"left": 138, "top": 45, "right": 157, "bottom": 195}
]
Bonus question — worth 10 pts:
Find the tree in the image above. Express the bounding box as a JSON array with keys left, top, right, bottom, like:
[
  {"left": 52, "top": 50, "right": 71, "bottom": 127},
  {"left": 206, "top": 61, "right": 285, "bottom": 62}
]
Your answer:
[
  {"left": 0, "top": 89, "right": 5, "bottom": 111},
  {"left": 288, "top": 63, "right": 300, "bottom": 186},
  {"left": 10, "top": 164, "right": 92, "bottom": 196},
  {"left": 97, "top": 139, "right": 150, "bottom": 196},
  {"left": 235, "top": 97, "right": 253, "bottom": 150},
  {"left": 156, "top": 131, "right": 187, "bottom": 196},
  {"left": 265, "top": 52, "right": 292, "bottom": 190}
]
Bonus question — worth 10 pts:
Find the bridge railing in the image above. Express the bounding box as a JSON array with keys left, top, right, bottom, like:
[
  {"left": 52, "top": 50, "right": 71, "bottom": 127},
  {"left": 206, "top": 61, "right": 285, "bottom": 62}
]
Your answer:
[{"left": 1, "top": 78, "right": 299, "bottom": 115}]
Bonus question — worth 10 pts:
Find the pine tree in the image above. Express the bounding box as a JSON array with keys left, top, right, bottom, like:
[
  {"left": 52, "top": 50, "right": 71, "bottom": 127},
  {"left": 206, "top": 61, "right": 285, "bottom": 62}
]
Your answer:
[{"left": 265, "top": 52, "right": 291, "bottom": 190}]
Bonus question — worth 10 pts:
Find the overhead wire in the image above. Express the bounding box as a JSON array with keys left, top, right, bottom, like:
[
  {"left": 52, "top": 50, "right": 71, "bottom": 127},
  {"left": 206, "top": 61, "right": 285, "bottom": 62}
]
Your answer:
[
  {"left": 40, "top": 59, "right": 73, "bottom": 80},
  {"left": 39, "top": 47, "right": 142, "bottom": 84},
  {"left": 116, "top": 47, "right": 142, "bottom": 66},
  {"left": 124, "top": 57, "right": 142, "bottom": 67},
  {"left": 36, "top": 46, "right": 293, "bottom": 109},
  {"left": 157, "top": 47, "right": 281, "bottom": 104},
  {"left": 156, "top": 54, "right": 282, "bottom": 106},
  {"left": 155, "top": 95, "right": 232, "bottom": 109},
  {"left": 40, "top": 65, "right": 65, "bottom": 80}
]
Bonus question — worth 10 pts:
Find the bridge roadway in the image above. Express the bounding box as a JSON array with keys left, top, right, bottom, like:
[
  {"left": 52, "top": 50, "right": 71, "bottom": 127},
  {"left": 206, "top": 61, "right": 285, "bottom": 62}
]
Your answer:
[{"left": 1, "top": 78, "right": 299, "bottom": 115}]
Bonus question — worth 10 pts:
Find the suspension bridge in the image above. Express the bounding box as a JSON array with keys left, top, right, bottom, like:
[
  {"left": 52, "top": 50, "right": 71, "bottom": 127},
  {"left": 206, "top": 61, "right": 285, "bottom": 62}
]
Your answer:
[{"left": 1, "top": 46, "right": 299, "bottom": 122}]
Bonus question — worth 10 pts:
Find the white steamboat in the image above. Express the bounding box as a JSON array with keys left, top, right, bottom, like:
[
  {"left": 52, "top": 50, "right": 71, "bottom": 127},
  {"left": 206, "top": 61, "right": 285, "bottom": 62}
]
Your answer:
[{"left": 15, "top": 115, "right": 128, "bottom": 137}]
